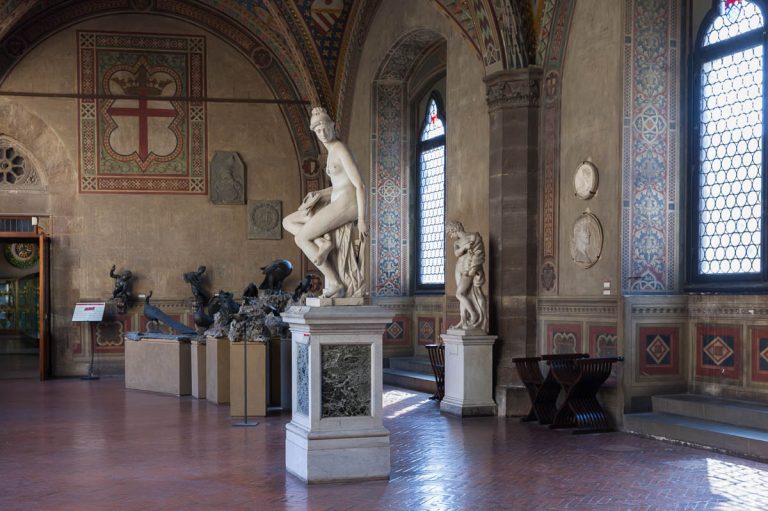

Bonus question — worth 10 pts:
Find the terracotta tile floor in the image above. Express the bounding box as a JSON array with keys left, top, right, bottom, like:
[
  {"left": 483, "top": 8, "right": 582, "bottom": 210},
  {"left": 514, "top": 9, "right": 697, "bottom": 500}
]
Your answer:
[{"left": 1, "top": 379, "right": 768, "bottom": 510}]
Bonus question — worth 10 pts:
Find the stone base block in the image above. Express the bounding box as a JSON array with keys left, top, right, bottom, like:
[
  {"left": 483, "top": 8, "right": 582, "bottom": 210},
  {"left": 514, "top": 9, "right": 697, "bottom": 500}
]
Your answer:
[
  {"left": 305, "top": 296, "right": 365, "bottom": 307},
  {"left": 125, "top": 338, "right": 190, "bottom": 396},
  {"left": 495, "top": 384, "right": 531, "bottom": 417},
  {"left": 229, "top": 341, "right": 267, "bottom": 418},
  {"left": 440, "top": 396, "right": 497, "bottom": 417},
  {"left": 285, "top": 422, "right": 390, "bottom": 483},
  {"left": 191, "top": 340, "right": 206, "bottom": 399},
  {"left": 206, "top": 336, "right": 230, "bottom": 404},
  {"left": 440, "top": 329, "right": 497, "bottom": 417}
]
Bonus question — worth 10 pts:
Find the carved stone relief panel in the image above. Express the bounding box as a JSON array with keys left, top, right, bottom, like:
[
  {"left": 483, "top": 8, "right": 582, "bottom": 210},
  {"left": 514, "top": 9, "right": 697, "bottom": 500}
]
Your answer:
[
  {"left": 247, "top": 200, "right": 281, "bottom": 240},
  {"left": 209, "top": 151, "right": 245, "bottom": 204},
  {"left": 573, "top": 161, "right": 598, "bottom": 200},
  {"left": 570, "top": 210, "right": 603, "bottom": 269}
]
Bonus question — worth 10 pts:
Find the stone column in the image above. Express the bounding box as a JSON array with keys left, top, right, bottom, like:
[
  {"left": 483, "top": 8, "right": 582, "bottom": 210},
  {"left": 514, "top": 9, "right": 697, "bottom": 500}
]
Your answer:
[
  {"left": 484, "top": 67, "right": 542, "bottom": 416},
  {"left": 281, "top": 305, "right": 393, "bottom": 483}
]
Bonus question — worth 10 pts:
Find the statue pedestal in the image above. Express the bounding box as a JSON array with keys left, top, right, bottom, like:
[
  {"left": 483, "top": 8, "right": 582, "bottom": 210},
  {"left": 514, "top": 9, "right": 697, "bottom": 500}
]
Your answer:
[
  {"left": 125, "top": 337, "right": 191, "bottom": 396},
  {"left": 229, "top": 340, "right": 267, "bottom": 418},
  {"left": 206, "top": 336, "right": 230, "bottom": 404},
  {"left": 281, "top": 305, "right": 393, "bottom": 483},
  {"left": 191, "top": 339, "right": 206, "bottom": 399},
  {"left": 440, "top": 328, "right": 497, "bottom": 417}
]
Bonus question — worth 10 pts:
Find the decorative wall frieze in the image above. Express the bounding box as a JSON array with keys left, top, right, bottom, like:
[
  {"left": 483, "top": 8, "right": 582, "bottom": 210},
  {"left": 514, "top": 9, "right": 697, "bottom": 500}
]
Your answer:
[{"left": 537, "top": 297, "right": 618, "bottom": 317}]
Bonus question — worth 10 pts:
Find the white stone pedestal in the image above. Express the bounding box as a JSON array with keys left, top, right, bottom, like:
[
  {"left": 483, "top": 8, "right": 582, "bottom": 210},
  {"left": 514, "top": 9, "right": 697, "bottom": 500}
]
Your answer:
[
  {"left": 281, "top": 305, "right": 393, "bottom": 483},
  {"left": 125, "top": 337, "right": 191, "bottom": 396},
  {"left": 440, "top": 328, "right": 497, "bottom": 417},
  {"left": 229, "top": 340, "right": 267, "bottom": 418},
  {"left": 206, "top": 336, "right": 230, "bottom": 405},
  {"left": 191, "top": 339, "right": 206, "bottom": 399}
]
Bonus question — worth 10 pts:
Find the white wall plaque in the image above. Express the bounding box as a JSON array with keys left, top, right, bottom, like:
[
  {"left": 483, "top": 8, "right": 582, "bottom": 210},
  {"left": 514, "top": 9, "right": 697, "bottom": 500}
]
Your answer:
[{"left": 72, "top": 303, "right": 106, "bottom": 322}]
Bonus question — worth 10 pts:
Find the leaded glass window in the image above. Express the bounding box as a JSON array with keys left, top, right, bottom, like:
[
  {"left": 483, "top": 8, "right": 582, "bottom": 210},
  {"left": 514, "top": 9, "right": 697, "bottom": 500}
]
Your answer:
[
  {"left": 690, "top": 0, "right": 767, "bottom": 286},
  {"left": 416, "top": 94, "right": 446, "bottom": 287}
]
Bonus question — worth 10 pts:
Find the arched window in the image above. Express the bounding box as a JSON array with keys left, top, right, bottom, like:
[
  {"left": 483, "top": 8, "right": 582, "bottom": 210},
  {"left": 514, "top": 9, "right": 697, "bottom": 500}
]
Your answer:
[
  {"left": 414, "top": 92, "right": 446, "bottom": 290},
  {"left": 689, "top": 0, "right": 766, "bottom": 288}
]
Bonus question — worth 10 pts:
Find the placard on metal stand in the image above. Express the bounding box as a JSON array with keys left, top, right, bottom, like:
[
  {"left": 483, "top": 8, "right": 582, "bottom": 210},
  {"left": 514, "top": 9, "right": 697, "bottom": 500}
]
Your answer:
[{"left": 72, "top": 303, "right": 106, "bottom": 380}]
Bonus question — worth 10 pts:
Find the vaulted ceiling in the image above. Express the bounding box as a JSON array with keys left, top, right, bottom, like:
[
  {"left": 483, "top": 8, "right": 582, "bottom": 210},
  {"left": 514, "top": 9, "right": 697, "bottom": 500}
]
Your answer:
[{"left": 0, "top": 1, "right": 558, "bottom": 116}]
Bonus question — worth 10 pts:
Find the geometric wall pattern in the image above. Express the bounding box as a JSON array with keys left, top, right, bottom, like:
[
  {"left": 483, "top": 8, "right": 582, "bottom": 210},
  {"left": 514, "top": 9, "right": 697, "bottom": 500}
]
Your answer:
[
  {"left": 638, "top": 325, "right": 679, "bottom": 376},
  {"left": 417, "top": 316, "right": 437, "bottom": 345},
  {"left": 751, "top": 328, "right": 768, "bottom": 383},
  {"left": 383, "top": 316, "right": 410, "bottom": 347},
  {"left": 621, "top": 0, "right": 680, "bottom": 292},
  {"left": 695, "top": 324, "right": 740, "bottom": 380}
]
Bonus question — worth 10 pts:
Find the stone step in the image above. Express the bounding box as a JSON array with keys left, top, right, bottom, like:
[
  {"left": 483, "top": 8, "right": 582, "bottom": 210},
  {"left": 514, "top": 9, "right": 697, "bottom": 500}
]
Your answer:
[
  {"left": 382, "top": 368, "right": 437, "bottom": 395},
  {"left": 652, "top": 394, "right": 768, "bottom": 431},
  {"left": 624, "top": 412, "right": 768, "bottom": 461},
  {"left": 387, "top": 356, "right": 434, "bottom": 375}
]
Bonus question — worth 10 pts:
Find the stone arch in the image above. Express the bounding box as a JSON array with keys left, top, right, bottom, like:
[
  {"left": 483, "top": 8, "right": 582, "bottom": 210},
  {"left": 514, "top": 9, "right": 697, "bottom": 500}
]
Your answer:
[
  {"left": 371, "top": 29, "right": 446, "bottom": 297},
  {"left": 0, "top": 134, "right": 47, "bottom": 191},
  {"left": 0, "top": 0, "right": 319, "bottom": 164}
]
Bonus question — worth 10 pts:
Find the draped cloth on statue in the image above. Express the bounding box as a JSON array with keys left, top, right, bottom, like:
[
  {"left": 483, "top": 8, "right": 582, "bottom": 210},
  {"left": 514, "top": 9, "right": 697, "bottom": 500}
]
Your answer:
[{"left": 330, "top": 222, "right": 365, "bottom": 298}]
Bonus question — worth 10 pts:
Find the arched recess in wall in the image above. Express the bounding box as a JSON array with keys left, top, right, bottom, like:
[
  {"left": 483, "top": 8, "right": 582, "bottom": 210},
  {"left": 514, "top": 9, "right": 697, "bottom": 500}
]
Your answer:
[
  {"left": 370, "top": 29, "right": 446, "bottom": 297},
  {"left": 0, "top": 0, "right": 321, "bottom": 193}
]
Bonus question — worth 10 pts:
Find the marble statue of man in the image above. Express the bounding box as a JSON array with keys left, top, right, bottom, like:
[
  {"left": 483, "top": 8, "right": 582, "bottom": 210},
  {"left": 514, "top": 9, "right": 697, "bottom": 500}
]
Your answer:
[
  {"left": 283, "top": 107, "right": 367, "bottom": 299},
  {"left": 446, "top": 221, "right": 488, "bottom": 333}
]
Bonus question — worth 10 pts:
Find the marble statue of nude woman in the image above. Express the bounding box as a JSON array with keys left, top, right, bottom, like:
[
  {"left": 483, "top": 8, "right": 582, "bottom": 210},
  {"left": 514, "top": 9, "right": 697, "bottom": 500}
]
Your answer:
[{"left": 283, "top": 107, "right": 367, "bottom": 298}]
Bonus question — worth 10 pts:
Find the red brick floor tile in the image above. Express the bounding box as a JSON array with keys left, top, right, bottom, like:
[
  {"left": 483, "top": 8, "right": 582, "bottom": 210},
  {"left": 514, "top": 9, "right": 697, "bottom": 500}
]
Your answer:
[{"left": 2, "top": 378, "right": 768, "bottom": 510}]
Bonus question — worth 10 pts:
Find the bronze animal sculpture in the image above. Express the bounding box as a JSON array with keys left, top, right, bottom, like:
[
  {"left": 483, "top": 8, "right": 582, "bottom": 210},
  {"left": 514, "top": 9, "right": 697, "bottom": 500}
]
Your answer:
[
  {"left": 143, "top": 291, "right": 196, "bottom": 336},
  {"left": 258, "top": 259, "right": 293, "bottom": 291},
  {"left": 292, "top": 273, "right": 314, "bottom": 302}
]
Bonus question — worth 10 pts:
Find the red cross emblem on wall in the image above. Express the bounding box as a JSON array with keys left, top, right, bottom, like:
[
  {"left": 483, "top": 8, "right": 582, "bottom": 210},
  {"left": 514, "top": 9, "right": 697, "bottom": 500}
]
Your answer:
[{"left": 103, "top": 58, "right": 183, "bottom": 170}]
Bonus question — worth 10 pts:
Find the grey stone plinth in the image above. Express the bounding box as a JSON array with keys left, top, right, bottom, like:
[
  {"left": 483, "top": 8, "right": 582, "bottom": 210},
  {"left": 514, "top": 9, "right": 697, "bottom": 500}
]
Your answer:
[
  {"left": 440, "top": 329, "right": 497, "bottom": 417},
  {"left": 281, "top": 305, "right": 393, "bottom": 483},
  {"left": 125, "top": 337, "right": 191, "bottom": 396}
]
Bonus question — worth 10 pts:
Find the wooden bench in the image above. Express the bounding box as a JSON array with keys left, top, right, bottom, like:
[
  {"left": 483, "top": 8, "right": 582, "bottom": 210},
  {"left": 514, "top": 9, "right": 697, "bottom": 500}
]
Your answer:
[
  {"left": 548, "top": 356, "right": 624, "bottom": 433},
  {"left": 425, "top": 344, "right": 445, "bottom": 401},
  {"left": 513, "top": 353, "right": 589, "bottom": 424}
]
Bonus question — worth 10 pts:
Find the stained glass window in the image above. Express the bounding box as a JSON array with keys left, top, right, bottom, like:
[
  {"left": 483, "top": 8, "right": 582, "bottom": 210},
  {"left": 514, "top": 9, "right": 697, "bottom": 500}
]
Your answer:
[
  {"left": 692, "top": 0, "right": 767, "bottom": 283},
  {"left": 417, "top": 95, "right": 446, "bottom": 287}
]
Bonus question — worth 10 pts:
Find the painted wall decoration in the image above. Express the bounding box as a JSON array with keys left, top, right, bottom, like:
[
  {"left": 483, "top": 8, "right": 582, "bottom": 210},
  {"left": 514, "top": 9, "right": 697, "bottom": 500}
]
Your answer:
[
  {"left": 539, "top": 0, "right": 576, "bottom": 294},
  {"left": 589, "top": 325, "right": 617, "bottom": 358},
  {"left": 638, "top": 325, "right": 679, "bottom": 376},
  {"left": 695, "top": 324, "right": 740, "bottom": 380},
  {"left": 78, "top": 31, "right": 207, "bottom": 194},
  {"left": 622, "top": 0, "right": 680, "bottom": 291},
  {"left": 417, "top": 316, "right": 437, "bottom": 345},
  {"left": 383, "top": 316, "right": 410, "bottom": 347},
  {"left": 546, "top": 322, "right": 580, "bottom": 354},
  {"left": 751, "top": 328, "right": 768, "bottom": 384}
]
